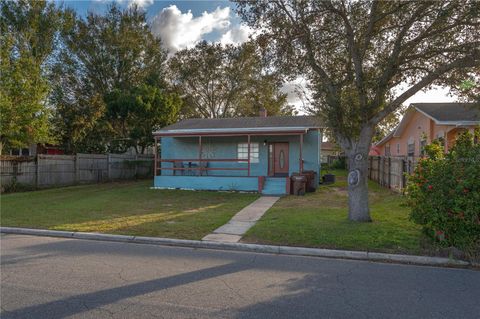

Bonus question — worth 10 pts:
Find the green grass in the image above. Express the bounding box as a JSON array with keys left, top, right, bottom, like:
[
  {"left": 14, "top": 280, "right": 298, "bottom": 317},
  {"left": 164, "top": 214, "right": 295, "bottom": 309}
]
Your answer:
[
  {"left": 243, "top": 170, "right": 426, "bottom": 255},
  {"left": 0, "top": 181, "right": 259, "bottom": 240}
]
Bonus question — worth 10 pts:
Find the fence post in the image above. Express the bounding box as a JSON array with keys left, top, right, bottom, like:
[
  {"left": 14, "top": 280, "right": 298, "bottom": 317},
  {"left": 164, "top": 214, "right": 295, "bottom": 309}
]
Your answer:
[
  {"left": 74, "top": 154, "right": 79, "bottom": 184},
  {"left": 382, "top": 157, "right": 386, "bottom": 186},
  {"left": 12, "top": 161, "right": 18, "bottom": 185},
  {"left": 388, "top": 157, "right": 391, "bottom": 188},
  {"left": 377, "top": 156, "right": 381, "bottom": 184},
  {"left": 134, "top": 154, "right": 138, "bottom": 178},
  {"left": 106, "top": 153, "right": 110, "bottom": 180},
  {"left": 368, "top": 156, "right": 372, "bottom": 179},
  {"left": 36, "top": 155, "right": 40, "bottom": 188},
  {"left": 33, "top": 156, "right": 38, "bottom": 188}
]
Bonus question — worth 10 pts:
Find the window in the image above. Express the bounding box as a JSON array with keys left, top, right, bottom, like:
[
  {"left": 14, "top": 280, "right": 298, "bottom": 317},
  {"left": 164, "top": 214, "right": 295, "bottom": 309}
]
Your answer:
[
  {"left": 237, "top": 143, "right": 259, "bottom": 163},
  {"left": 407, "top": 141, "right": 415, "bottom": 157},
  {"left": 385, "top": 144, "right": 391, "bottom": 156},
  {"left": 396, "top": 143, "right": 400, "bottom": 154},
  {"left": 420, "top": 138, "right": 427, "bottom": 157}
]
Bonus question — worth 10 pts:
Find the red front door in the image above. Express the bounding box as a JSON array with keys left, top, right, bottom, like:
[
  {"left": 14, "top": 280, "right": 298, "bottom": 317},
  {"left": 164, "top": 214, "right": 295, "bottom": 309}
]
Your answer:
[{"left": 270, "top": 143, "right": 289, "bottom": 176}]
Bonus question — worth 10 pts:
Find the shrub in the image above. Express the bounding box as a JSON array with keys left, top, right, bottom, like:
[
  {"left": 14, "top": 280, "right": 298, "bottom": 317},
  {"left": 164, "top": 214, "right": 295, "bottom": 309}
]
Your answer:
[
  {"left": 406, "top": 130, "right": 480, "bottom": 255},
  {"left": 1, "top": 179, "right": 36, "bottom": 193},
  {"left": 331, "top": 157, "right": 346, "bottom": 169}
]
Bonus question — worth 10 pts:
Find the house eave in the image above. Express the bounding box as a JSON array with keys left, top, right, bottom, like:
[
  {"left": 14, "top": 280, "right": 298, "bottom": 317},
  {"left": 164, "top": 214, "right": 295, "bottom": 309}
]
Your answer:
[
  {"left": 153, "top": 126, "right": 317, "bottom": 137},
  {"left": 414, "top": 106, "right": 480, "bottom": 126}
]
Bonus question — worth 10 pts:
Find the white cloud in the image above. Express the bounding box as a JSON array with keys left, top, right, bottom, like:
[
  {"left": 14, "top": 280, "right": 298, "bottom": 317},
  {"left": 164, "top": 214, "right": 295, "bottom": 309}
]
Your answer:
[
  {"left": 151, "top": 5, "right": 231, "bottom": 54},
  {"left": 220, "top": 24, "right": 253, "bottom": 46},
  {"left": 127, "top": 0, "right": 154, "bottom": 8},
  {"left": 281, "top": 77, "right": 310, "bottom": 113}
]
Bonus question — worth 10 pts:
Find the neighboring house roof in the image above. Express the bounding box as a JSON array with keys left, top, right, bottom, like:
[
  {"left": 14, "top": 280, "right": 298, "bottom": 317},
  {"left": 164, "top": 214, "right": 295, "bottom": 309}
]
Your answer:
[
  {"left": 321, "top": 141, "right": 339, "bottom": 151},
  {"left": 375, "top": 103, "right": 480, "bottom": 146},
  {"left": 374, "top": 130, "right": 395, "bottom": 147},
  {"left": 154, "top": 116, "right": 323, "bottom": 136},
  {"left": 413, "top": 103, "right": 480, "bottom": 124}
]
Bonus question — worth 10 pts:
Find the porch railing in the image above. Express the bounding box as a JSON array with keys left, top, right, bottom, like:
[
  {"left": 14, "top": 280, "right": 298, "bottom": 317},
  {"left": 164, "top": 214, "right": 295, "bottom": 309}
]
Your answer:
[{"left": 155, "top": 158, "right": 250, "bottom": 176}]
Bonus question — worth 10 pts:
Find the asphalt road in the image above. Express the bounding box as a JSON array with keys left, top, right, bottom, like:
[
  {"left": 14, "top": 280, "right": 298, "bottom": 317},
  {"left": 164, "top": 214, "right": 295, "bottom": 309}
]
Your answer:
[{"left": 1, "top": 234, "right": 479, "bottom": 319}]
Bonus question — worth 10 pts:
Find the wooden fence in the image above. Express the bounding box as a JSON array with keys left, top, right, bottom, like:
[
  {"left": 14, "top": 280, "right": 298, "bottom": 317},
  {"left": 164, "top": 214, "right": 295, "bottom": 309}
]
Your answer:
[
  {"left": 368, "top": 156, "right": 418, "bottom": 192},
  {"left": 0, "top": 153, "right": 154, "bottom": 190}
]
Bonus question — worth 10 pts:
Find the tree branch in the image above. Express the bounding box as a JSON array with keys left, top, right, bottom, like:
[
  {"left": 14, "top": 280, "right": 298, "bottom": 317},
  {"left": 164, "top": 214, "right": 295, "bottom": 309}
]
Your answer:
[
  {"left": 373, "top": 2, "right": 432, "bottom": 106},
  {"left": 273, "top": 0, "right": 337, "bottom": 96},
  {"left": 370, "top": 52, "right": 480, "bottom": 125},
  {"left": 361, "top": 0, "right": 378, "bottom": 57},
  {"left": 326, "top": 1, "right": 367, "bottom": 108}
]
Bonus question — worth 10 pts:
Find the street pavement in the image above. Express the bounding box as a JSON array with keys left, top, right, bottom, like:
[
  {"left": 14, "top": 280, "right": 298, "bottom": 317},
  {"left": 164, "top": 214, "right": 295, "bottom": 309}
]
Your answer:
[{"left": 1, "top": 234, "right": 479, "bottom": 319}]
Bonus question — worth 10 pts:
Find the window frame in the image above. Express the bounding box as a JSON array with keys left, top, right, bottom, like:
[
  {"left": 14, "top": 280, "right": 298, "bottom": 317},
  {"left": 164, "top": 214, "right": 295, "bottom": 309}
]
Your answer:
[
  {"left": 237, "top": 142, "right": 259, "bottom": 163},
  {"left": 385, "top": 144, "right": 391, "bottom": 156},
  {"left": 407, "top": 141, "right": 415, "bottom": 157}
]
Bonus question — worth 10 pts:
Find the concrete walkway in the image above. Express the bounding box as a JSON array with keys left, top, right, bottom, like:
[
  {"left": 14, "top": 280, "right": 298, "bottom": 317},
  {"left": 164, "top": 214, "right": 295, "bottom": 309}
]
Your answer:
[{"left": 202, "top": 196, "right": 280, "bottom": 243}]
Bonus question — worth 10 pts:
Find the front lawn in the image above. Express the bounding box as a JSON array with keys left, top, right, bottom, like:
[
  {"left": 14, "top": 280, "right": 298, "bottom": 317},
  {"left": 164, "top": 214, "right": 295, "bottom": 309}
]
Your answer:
[
  {"left": 0, "top": 181, "right": 258, "bottom": 240},
  {"left": 243, "top": 170, "right": 426, "bottom": 255}
]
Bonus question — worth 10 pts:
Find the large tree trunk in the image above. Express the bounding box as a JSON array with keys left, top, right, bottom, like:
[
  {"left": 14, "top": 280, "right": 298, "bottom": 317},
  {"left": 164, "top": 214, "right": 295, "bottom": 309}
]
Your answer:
[{"left": 339, "top": 127, "right": 374, "bottom": 222}]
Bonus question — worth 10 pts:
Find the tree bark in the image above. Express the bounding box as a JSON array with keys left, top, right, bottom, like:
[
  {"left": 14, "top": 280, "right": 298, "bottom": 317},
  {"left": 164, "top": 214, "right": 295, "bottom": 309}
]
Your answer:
[
  {"left": 339, "top": 127, "right": 374, "bottom": 222},
  {"left": 346, "top": 148, "right": 371, "bottom": 222}
]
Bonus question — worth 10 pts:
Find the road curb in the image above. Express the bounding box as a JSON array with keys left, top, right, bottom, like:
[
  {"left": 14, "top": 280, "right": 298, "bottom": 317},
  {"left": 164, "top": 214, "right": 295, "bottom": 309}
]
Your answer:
[{"left": 1, "top": 226, "right": 473, "bottom": 268}]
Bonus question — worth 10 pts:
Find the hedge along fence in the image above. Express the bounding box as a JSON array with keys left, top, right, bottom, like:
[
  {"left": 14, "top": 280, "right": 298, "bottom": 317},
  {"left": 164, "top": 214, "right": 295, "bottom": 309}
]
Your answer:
[
  {"left": 368, "top": 156, "right": 419, "bottom": 192},
  {"left": 0, "top": 153, "right": 154, "bottom": 191}
]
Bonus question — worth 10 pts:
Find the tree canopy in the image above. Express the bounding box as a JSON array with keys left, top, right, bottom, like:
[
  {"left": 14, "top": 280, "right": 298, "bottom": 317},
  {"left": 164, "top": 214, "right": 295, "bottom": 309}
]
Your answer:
[
  {"left": 236, "top": 0, "right": 480, "bottom": 221},
  {"left": 168, "top": 41, "right": 294, "bottom": 118},
  {"left": 51, "top": 4, "right": 180, "bottom": 153},
  {"left": 0, "top": 0, "right": 63, "bottom": 154}
]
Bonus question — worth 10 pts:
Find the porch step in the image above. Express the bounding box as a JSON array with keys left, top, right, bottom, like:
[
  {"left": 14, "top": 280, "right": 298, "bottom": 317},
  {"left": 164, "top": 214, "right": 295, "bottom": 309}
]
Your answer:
[{"left": 262, "top": 177, "right": 287, "bottom": 195}]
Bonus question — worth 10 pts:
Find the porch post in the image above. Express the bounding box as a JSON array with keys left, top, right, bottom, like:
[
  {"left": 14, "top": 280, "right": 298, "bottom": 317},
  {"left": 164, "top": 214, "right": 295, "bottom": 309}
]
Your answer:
[
  {"left": 299, "top": 134, "right": 304, "bottom": 173},
  {"left": 153, "top": 136, "right": 157, "bottom": 176},
  {"left": 198, "top": 135, "right": 202, "bottom": 175},
  {"left": 247, "top": 135, "right": 251, "bottom": 177}
]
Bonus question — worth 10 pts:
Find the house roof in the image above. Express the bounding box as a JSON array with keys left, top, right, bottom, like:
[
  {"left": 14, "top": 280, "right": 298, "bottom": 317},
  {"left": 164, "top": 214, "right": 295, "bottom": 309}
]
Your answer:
[
  {"left": 154, "top": 116, "right": 323, "bottom": 136},
  {"left": 413, "top": 103, "right": 480, "bottom": 124},
  {"left": 321, "top": 141, "right": 338, "bottom": 151},
  {"left": 375, "top": 102, "right": 480, "bottom": 146},
  {"left": 375, "top": 130, "right": 395, "bottom": 147}
]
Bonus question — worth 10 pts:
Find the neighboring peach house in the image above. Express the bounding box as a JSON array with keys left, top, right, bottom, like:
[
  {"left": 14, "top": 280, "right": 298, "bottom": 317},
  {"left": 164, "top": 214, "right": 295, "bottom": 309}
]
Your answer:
[{"left": 370, "top": 103, "right": 480, "bottom": 158}]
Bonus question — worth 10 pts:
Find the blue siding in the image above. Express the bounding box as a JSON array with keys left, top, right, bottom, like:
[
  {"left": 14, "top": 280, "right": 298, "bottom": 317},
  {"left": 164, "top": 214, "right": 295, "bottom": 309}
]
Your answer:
[
  {"left": 262, "top": 177, "right": 287, "bottom": 195},
  {"left": 154, "top": 176, "right": 258, "bottom": 192},
  {"left": 156, "top": 129, "right": 322, "bottom": 191}
]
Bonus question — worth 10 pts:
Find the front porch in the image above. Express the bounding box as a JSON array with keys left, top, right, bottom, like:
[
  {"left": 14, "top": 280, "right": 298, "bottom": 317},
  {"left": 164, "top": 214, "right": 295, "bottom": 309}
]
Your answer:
[{"left": 153, "top": 130, "right": 321, "bottom": 195}]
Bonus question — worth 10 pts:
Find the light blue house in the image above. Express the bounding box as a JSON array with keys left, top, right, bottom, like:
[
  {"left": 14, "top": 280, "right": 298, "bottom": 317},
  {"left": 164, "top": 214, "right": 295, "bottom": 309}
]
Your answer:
[{"left": 153, "top": 112, "right": 323, "bottom": 195}]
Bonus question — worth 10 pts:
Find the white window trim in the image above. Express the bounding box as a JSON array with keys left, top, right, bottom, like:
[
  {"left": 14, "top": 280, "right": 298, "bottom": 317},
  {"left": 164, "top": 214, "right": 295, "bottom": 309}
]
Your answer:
[{"left": 237, "top": 142, "right": 259, "bottom": 163}]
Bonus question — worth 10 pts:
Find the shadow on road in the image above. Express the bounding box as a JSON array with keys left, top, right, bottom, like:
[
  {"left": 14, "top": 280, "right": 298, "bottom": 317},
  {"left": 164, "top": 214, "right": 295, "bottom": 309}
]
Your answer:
[{"left": 2, "top": 235, "right": 480, "bottom": 319}]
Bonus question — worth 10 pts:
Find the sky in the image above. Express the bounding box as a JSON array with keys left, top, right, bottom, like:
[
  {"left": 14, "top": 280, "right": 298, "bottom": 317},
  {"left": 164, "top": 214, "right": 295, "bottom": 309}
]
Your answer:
[{"left": 56, "top": 0, "right": 457, "bottom": 111}]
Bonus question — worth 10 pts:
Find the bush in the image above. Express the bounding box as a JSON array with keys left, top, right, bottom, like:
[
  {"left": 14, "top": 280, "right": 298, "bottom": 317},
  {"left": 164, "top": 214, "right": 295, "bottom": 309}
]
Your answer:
[
  {"left": 1, "top": 179, "right": 36, "bottom": 193},
  {"left": 331, "top": 157, "right": 346, "bottom": 169},
  {"left": 406, "top": 130, "right": 480, "bottom": 255}
]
